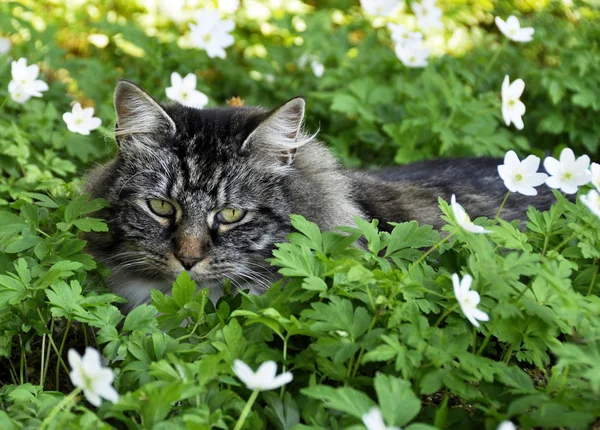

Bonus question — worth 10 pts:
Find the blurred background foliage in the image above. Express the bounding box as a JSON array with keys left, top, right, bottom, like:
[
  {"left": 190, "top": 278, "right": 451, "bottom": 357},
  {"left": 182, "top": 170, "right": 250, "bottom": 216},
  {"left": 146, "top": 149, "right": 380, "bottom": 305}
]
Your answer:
[{"left": 0, "top": 0, "right": 598, "bottom": 187}]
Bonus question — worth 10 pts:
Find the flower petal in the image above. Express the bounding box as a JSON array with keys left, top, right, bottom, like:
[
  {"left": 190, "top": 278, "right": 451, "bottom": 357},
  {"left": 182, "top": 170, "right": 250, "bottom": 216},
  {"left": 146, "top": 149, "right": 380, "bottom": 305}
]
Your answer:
[
  {"left": 543, "top": 157, "right": 561, "bottom": 175},
  {"left": 232, "top": 359, "right": 255, "bottom": 388},
  {"left": 559, "top": 148, "right": 575, "bottom": 165},
  {"left": 508, "top": 79, "right": 525, "bottom": 99},
  {"left": 255, "top": 360, "right": 278, "bottom": 383}
]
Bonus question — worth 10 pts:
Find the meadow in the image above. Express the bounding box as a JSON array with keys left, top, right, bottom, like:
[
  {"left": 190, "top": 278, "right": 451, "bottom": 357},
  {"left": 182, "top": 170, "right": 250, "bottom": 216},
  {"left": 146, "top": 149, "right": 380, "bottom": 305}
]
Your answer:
[{"left": 0, "top": 0, "right": 599, "bottom": 428}]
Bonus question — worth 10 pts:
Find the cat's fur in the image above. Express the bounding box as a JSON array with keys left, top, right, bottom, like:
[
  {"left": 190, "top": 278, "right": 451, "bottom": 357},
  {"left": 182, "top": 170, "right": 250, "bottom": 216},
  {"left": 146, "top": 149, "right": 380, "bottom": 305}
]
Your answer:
[{"left": 84, "top": 80, "right": 554, "bottom": 309}]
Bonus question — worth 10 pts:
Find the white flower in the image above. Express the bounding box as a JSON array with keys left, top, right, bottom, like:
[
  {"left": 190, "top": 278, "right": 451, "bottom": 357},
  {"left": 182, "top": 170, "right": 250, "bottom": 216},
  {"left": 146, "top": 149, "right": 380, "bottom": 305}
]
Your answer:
[
  {"left": 394, "top": 40, "right": 430, "bottom": 68},
  {"left": 189, "top": 8, "right": 235, "bottom": 59},
  {"left": 362, "top": 407, "right": 401, "bottom": 430},
  {"left": 165, "top": 72, "right": 209, "bottom": 109},
  {"left": 233, "top": 359, "right": 293, "bottom": 391},
  {"left": 497, "top": 151, "right": 548, "bottom": 196},
  {"left": 387, "top": 23, "right": 423, "bottom": 46},
  {"left": 543, "top": 148, "right": 591, "bottom": 194},
  {"left": 450, "top": 194, "right": 491, "bottom": 234},
  {"left": 501, "top": 75, "right": 526, "bottom": 130},
  {"left": 497, "top": 421, "right": 517, "bottom": 430},
  {"left": 8, "top": 58, "right": 49, "bottom": 104},
  {"left": 0, "top": 37, "right": 10, "bottom": 55},
  {"left": 360, "top": 0, "right": 400, "bottom": 17},
  {"left": 495, "top": 16, "right": 534, "bottom": 43},
  {"left": 452, "top": 273, "right": 489, "bottom": 327},
  {"left": 412, "top": 0, "right": 443, "bottom": 31},
  {"left": 311, "top": 59, "right": 324, "bottom": 78},
  {"left": 63, "top": 103, "right": 102, "bottom": 135},
  {"left": 581, "top": 190, "right": 600, "bottom": 219},
  {"left": 68, "top": 347, "right": 119, "bottom": 407},
  {"left": 590, "top": 162, "right": 600, "bottom": 192},
  {"left": 218, "top": 0, "right": 240, "bottom": 14}
]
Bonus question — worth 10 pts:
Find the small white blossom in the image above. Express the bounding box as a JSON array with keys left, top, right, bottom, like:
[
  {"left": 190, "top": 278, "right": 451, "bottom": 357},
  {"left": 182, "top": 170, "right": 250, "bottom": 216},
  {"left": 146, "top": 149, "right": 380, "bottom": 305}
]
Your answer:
[
  {"left": 360, "top": 0, "right": 400, "bottom": 17},
  {"left": 311, "top": 59, "right": 324, "bottom": 78},
  {"left": 497, "top": 421, "right": 517, "bottom": 430},
  {"left": 387, "top": 23, "right": 423, "bottom": 46},
  {"left": 68, "top": 347, "right": 119, "bottom": 407},
  {"left": 581, "top": 190, "right": 600, "bottom": 219},
  {"left": 395, "top": 40, "right": 430, "bottom": 68},
  {"left": 450, "top": 194, "right": 491, "bottom": 234},
  {"left": 501, "top": 75, "right": 526, "bottom": 130},
  {"left": 497, "top": 151, "right": 548, "bottom": 196},
  {"left": 0, "top": 37, "right": 10, "bottom": 55},
  {"left": 8, "top": 58, "right": 49, "bottom": 104},
  {"left": 495, "top": 16, "right": 534, "bottom": 43},
  {"left": 590, "top": 162, "right": 600, "bottom": 192},
  {"left": 452, "top": 274, "right": 489, "bottom": 327},
  {"left": 233, "top": 359, "right": 293, "bottom": 391},
  {"left": 218, "top": 0, "right": 240, "bottom": 14},
  {"left": 412, "top": 0, "right": 443, "bottom": 31},
  {"left": 543, "top": 148, "right": 591, "bottom": 194},
  {"left": 63, "top": 103, "right": 102, "bottom": 135},
  {"left": 189, "top": 8, "right": 235, "bottom": 59},
  {"left": 362, "top": 407, "right": 401, "bottom": 430},
  {"left": 165, "top": 72, "right": 209, "bottom": 109}
]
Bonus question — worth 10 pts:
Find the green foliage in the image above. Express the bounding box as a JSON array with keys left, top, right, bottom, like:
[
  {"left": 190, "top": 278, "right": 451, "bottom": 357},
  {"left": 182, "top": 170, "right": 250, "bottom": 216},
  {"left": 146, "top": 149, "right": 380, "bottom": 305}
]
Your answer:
[{"left": 0, "top": 0, "right": 599, "bottom": 429}]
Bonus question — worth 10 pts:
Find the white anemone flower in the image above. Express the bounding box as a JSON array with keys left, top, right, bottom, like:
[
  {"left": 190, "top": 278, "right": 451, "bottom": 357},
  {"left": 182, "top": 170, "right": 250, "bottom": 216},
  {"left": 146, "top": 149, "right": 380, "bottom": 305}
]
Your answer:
[
  {"left": 590, "top": 162, "right": 600, "bottom": 192},
  {"left": 362, "top": 407, "right": 401, "bottom": 430},
  {"left": 497, "top": 151, "right": 548, "bottom": 196},
  {"left": 497, "top": 421, "right": 517, "bottom": 430},
  {"left": 218, "top": 0, "right": 240, "bottom": 14},
  {"left": 189, "top": 8, "right": 235, "bottom": 59},
  {"left": 360, "top": 0, "right": 400, "bottom": 17},
  {"left": 581, "top": 190, "right": 600, "bottom": 219},
  {"left": 311, "top": 59, "right": 325, "bottom": 78},
  {"left": 68, "top": 347, "right": 119, "bottom": 407},
  {"left": 501, "top": 75, "right": 526, "bottom": 130},
  {"left": 543, "top": 148, "right": 592, "bottom": 194},
  {"left": 233, "top": 359, "right": 293, "bottom": 391},
  {"left": 450, "top": 194, "right": 491, "bottom": 234},
  {"left": 452, "top": 273, "right": 489, "bottom": 327},
  {"left": 8, "top": 58, "right": 49, "bottom": 104},
  {"left": 387, "top": 23, "right": 423, "bottom": 46},
  {"left": 394, "top": 40, "right": 430, "bottom": 68},
  {"left": 165, "top": 72, "right": 209, "bottom": 109},
  {"left": 0, "top": 37, "right": 10, "bottom": 55},
  {"left": 62, "top": 103, "right": 102, "bottom": 135},
  {"left": 412, "top": 0, "right": 443, "bottom": 31},
  {"left": 495, "top": 16, "right": 534, "bottom": 43}
]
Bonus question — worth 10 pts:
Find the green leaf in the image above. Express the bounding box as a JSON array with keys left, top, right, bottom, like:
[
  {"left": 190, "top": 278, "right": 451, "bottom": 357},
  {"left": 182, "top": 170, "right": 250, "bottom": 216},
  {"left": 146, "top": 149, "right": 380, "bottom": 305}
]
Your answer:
[
  {"left": 172, "top": 271, "right": 196, "bottom": 308},
  {"left": 374, "top": 373, "right": 421, "bottom": 426},
  {"left": 0, "top": 274, "right": 27, "bottom": 307},
  {"left": 301, "top": 385, "right": 374, "bottom": 419},
  {"left": 123, "top": 304, "right": 158, "bottom": 332}
]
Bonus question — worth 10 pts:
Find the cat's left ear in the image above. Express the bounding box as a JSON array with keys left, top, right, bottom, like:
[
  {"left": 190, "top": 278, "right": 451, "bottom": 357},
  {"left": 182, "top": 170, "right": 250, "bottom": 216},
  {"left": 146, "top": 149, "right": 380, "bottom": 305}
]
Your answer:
[{"left": 241, "top": 97, "right": 312, "bottom": 165}]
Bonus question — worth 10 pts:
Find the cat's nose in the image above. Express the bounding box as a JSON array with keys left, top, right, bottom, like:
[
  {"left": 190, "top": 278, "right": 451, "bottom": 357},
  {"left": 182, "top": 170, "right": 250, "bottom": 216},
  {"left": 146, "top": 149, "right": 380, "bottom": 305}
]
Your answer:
[{"left": 176, "top": 255, "right": 203, "bottom": 270}]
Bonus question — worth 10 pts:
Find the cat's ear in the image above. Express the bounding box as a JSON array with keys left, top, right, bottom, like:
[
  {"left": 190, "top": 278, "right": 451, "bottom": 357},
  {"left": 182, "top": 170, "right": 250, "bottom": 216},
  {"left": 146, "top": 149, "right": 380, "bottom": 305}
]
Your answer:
[
  {"left": 241, "top": 97, "right": 312, "bottom": 165},
  {"left": 114, "top": 80, "right": 176, "bottom": 149}
]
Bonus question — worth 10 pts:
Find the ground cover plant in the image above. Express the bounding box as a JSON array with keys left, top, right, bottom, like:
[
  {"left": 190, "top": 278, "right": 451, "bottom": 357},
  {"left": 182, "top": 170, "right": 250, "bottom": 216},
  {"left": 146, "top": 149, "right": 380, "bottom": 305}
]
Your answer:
[{"left": 0, "top": 0, "right": 600, "bottom": 428}]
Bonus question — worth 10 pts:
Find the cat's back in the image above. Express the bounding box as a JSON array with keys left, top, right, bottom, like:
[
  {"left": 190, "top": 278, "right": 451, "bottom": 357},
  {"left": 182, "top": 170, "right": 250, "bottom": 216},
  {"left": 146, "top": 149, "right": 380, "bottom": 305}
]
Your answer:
[{"left": 347, "top": 157, "right": 555, "bottom": 228}]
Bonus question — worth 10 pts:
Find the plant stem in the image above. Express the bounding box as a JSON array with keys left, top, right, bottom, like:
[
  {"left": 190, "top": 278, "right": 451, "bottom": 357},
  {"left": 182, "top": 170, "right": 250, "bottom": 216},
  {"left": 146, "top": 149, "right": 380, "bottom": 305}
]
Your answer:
[
  {"left": 502, "top": 344, "right": 515, "bottom": 364},
  {"left": 433, "top": 304, "right": 459, "bottom": 327},
  {"left": 233, "top": 389, "right": 260, "bottom": 430},
  {"left": 407, "top": 230, "right": 458, "bottom": 276},
  {"left": 56, "top": 319, "right": 72, "bottom": 391},
  {"left": 37, "top": 310, "right": 70, "bottom": 375},
  {"left": 40, "top": 334, "right": 46, "bottom": 387},
  {"left": 550, "top": 219, "right": 597, "bottom": 254},
  {"left": 494, "top": 191, "right": 511, "bottom": 222},
  {"left": 480, "top": 39, "right": 508, "bottom": 84},
  {"left": 476, "top": 321, "right": 498, "bottom": 355},
  {"left": 40, "top": 387, "right": 82, "bottom": 430},
  {"left": 587, "top": 259, "right": 598, "bottom": 296}
]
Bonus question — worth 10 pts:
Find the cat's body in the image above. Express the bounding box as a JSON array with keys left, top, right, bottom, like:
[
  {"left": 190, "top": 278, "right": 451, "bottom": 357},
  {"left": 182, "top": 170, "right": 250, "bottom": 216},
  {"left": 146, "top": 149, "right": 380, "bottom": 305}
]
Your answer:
[{"left": 84, "top": 81, "right": 554, "bottom": 309}]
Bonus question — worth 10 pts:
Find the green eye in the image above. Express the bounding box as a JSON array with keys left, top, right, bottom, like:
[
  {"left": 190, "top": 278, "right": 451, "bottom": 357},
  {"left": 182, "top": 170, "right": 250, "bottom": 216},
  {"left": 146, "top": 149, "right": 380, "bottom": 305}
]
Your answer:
[
  {"left": 148, "top": 199, "right": 175, "bottom": 217},
  {"left": 216, "top": 208, "right": 246, "bottom": 224}
]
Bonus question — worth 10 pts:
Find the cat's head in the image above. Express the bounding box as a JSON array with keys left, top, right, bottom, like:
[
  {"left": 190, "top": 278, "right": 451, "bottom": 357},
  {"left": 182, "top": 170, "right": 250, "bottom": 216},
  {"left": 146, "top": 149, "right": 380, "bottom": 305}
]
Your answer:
[{"left": 85, "top": 80, "right": 321, "bottom": 306}]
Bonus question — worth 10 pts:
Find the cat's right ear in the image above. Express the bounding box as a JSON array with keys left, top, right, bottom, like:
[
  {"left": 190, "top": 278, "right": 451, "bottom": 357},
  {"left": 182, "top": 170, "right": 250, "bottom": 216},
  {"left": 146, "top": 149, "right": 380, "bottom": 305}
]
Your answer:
[{"left": 114, "top": 80, "right": 176, "bottom": 149}]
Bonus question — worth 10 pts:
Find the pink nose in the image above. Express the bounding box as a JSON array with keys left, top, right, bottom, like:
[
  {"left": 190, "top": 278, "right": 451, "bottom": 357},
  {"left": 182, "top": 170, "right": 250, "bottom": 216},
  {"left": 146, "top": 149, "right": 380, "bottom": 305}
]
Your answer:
[{"left": 175, "top": 255, "right": 203, "bottom": 270}]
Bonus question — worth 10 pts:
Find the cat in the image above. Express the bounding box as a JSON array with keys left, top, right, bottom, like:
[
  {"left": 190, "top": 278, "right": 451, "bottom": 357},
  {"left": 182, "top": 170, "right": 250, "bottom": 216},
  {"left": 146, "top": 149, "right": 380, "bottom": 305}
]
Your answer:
[{"left": 84, "top": 80, "right": 555, "bottom": 310}]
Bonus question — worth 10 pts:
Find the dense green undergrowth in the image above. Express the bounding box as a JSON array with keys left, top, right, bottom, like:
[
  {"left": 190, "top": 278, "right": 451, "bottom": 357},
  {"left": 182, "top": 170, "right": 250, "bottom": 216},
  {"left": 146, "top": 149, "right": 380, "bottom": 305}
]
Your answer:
[{"left": 0, "top": 0, "right": 599, "bottom": 429}]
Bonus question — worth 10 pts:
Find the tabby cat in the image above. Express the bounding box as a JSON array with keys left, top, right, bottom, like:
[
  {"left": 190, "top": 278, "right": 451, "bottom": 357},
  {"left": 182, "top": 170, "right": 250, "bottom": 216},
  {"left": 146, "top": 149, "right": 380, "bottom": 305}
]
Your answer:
[{"left": 84, "top": 80, "right": 554, "bottom": 309}]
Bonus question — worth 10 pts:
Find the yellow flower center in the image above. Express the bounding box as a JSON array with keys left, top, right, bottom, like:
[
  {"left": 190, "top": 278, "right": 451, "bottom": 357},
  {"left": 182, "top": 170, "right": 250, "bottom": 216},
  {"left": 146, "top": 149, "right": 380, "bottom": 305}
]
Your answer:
[
  {"left": 563, "top": 172, "right": 573, "bottom": 180},
  {"left": 203, "top": 34, "right": 212, "bottom": 43},
  {"left": 515, "top": 173, "right": 523, "bottom": 181}
]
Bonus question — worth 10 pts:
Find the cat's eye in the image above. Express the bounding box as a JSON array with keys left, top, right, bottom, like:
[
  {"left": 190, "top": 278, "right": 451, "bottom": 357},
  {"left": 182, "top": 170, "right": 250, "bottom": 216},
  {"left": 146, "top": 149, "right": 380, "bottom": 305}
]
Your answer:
[
  {"left": 216, "top": 208, "right": 246, "bottom": 224},
  {"left": 148, "top": 199, "right": 175, "bottom": 217}
]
